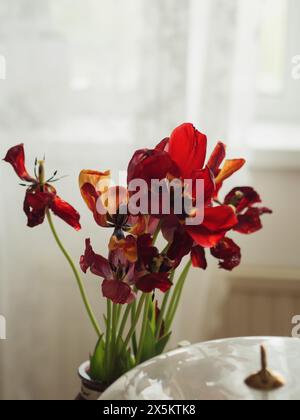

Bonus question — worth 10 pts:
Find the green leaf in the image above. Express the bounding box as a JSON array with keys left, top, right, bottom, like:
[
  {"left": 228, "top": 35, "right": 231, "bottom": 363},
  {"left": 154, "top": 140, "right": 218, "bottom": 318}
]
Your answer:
[
  {"left": 155, "top": 332, "right": 172, "bottom": 355},
  {"left": 89, "top": 336, "right": 106, "bottom": 383},
  {"left": 139, "top": 319, "right": 157, "bottom": 363}
]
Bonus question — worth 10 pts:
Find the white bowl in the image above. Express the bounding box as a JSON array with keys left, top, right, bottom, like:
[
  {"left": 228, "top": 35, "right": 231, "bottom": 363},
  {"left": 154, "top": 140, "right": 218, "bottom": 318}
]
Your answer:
[{"left": 100, "top": 337, "right": 300, "bottom": 400}]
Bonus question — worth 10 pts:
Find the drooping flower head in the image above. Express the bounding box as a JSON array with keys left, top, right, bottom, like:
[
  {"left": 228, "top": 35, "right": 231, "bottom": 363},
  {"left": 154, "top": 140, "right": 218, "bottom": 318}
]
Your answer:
[
  {"left": 80, "top": 235, "right": 172, "bottom": 304},
  {"left": 4, "top": 144, "right": 81, "bottom": 230},
  {"left": 79, "top": 169, "right": 149, "bottom": 238}
]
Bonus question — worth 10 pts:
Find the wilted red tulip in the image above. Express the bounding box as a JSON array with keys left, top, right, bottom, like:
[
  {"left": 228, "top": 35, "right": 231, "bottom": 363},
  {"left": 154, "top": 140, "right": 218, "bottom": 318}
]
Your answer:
[
  {"left": 79, "top": 169, "right": 148, "bottom": 238},
  {"left": 4, "top": 144, "right": 81, "bottom": 230},
  {"left": 80, "top": 235, "right": 172, "bottom": 304},
  {"left": 224, "top": 187, "right": 273, "bottom": 234}
]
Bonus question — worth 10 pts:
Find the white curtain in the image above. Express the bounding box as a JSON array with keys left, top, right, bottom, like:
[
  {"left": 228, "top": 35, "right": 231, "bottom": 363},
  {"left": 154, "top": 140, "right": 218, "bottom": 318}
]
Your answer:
[{"left": 0, "top": 0, "right": 248, "bottom": 399}]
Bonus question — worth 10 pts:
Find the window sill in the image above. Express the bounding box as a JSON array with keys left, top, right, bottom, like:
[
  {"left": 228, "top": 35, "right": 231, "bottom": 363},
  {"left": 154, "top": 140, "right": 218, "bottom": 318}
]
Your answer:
[{"left": 247, "top": 122, "right": 300, "bottom": 170}]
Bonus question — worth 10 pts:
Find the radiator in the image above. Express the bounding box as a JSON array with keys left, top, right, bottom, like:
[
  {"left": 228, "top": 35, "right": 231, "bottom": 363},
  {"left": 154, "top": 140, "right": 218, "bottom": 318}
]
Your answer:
[{"left": 217, "top": 266, "right": 300, "bottom": 338}]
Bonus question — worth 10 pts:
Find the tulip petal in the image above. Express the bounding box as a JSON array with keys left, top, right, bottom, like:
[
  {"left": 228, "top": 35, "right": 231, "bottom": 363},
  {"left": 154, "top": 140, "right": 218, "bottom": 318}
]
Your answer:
[
  {"left": 4, "top": 144, "right": 35, "bottom": 182},
  {"left": 80, "top": 183, "right": 109, "bottom": 227},
  {"left": 136, "top": 273, "right": 172, "bottom": 293},
  {"left": 50, "top": 196, "right": 81, "bottom": 231},
  {"left": 207, "top": 142, "right": 226, "bottom": 175},
  {"left": 167, "top": 228, "right": 193, "bottom": 267},
  {"left": 234, "top": 207, "right": 272, "bottom": 234},
  {"left": 79, "top": 169, "right": 110, "bottom": 211},
  {"left": 23, "top": 190, "right": 54, "bottom": 228},
  {"left": 185, "top": 206, "right": 238, "bottom": 248},
  {"left": 215, "top": 159, "right": 246, "bottom": 185},
  {"left": 202, "top": 206, "right": 238, "bottom": 231},
  {"left": 168, "top": 123, "right": 207, "bottom": 178},
  {"left": 102, "top": 279, "right": 136, "bottom": 304},
  {"left": 211, "top": 237, "right": 241, "bottom": 271},
  {"left": 191, "top": 246, "right": 207, "bottom": 269},
  {"left": 155, "top": 137, "right": 169, "bottom": 152},
  {"left": 137, "top": 234, "right": 159, "bottom": 266},
  {"left": 80, "top": 239, "right": 112, "bottom": 278},
  {"left": 79, "top": 169, "right": 110, "bottom": 191},
  {"left": 185, "top": 225, "right": 227, "bottom": 248},
  {"left": 109, "top": 235, "right": 138, "bottom": 263},
  {"left": 127, "top": 149, "right": 179, "bottom": 185},
  {"left": 224, "top": 187, "right": 261, "bottom": 213},
  {"left": 192, "top": 166, "right": 215, "bottom": 205}
]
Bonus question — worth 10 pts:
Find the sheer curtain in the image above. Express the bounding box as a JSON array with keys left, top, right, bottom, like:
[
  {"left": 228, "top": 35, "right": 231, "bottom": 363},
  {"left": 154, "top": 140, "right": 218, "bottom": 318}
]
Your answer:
[{"left": 0, "top": 0, "right": 244, "bottom": 399}]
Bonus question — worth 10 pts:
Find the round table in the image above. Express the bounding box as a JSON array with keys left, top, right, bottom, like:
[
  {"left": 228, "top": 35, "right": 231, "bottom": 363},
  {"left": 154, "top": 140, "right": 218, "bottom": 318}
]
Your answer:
[{"left": 100, "top": 337, "right": 300, "bottom": 400}]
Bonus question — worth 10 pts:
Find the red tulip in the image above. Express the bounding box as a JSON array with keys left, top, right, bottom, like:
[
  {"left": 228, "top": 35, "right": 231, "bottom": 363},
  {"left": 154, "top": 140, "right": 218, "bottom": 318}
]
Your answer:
[
  {"left": 4, "top": 144, "right": 81, "bottom": 230},
  {"left": 224, "top": 187, "right": 272, "bottom": 234},
  {"left": 80, "top": 235, "right": 172, "bottom": 304}
]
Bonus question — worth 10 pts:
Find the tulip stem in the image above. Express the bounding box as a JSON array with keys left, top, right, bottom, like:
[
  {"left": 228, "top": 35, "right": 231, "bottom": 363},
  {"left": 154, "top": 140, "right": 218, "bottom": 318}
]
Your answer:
[
  {"left": 136, "top": 294, "right": 151, "bottom": 364},
  {"left": 46, "top": 210, "right": 102, "bottom": 338},
  {"left": 155, "top": 269, "right": 175, "bottom": 339},
  {"left": 165, "top": 260, "right": 192, "bottom": 333},
  {"left": 123, "top": 294, "right": 146, "bottom": 350}
]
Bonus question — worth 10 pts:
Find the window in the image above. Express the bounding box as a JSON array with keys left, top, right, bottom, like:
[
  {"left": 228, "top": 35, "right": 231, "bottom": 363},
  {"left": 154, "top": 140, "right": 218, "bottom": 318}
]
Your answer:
[
  {"left": 229, "top": 0, "right": 300, "bottom": 156},
  {"left": 257, "top": 0, "right": 288, "bottom": 96}
]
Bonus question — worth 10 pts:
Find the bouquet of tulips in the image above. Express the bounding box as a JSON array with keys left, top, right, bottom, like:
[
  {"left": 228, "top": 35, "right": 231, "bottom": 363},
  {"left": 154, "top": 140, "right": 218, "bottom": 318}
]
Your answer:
[{"left": 3, "top": 123, "right": 271, "bottom": 387}]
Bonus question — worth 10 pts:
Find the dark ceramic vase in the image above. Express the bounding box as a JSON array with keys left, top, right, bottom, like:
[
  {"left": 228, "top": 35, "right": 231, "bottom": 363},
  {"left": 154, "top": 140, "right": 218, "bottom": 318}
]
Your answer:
[{"left": 76, "top": 361, "right": 107, "bottom": 401}]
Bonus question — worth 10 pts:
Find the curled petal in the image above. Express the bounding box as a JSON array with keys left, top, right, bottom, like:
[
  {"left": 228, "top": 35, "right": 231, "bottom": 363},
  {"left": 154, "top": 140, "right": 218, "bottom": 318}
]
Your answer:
[
  {"left": 127, "top": 149, "right": 179, "bottom": 185},
  {"left": 80, "top": 182, "right": 99, "bottom": 212},
  {"left": 100, "top": 186, "right": 128, "bottom": 216},
  {"left": 215, "top": 159, "right": 246, "bottom": 185},
  {"left": 202, "top": 206, "right": 238, "bottom": 232},
  {"left": 80, "top": 183, "right": 109, "bottom": 227},
  {"left": 207, "top": 142, "right": 226, "bottom": 175},
  {"left": 109, "top": 235, "right": 138, "bottom": 263},
  {"left": 167, "top": 228, "right": 193, "bottom": 268},
  {"left": 80, "top": 239, "right": 112, "bottom": 278},
  {"left": 128, "top": 215, "right": 148, "bottom": 236},
  {"left": 224, "top": 187, "right": 261, "bottom": 213},
  {"left": 185, "top": 206, "right": 238, "bottom": 248},
  {"left": 136, "top": 273, "right": 172, "bottom": 293},
  {"left": 137, "top": 234, "right": 159, "bottom": 266},
  {"left": 155, "top": 137, "right": 169, "bottom": 152},
  {"left": 23, "top": 190, "right": 54, "bottom": 228},
  {"left": 50, "top": 196, "right": 81, "bottom": 231},
  {"left": 185, "top": 225, "right": 227, "bottom": 248},
  {"left": 211, "top": 237, "right": 241, "bottom": 271},
  {"left": 234, "top": 207, "right": 272, "bottom": 234},
  {"left": 192, "top": 166, "right": 215, "bottom": 205},
  {"left": 79, "top": 169, "right": 110, "bottom": 191},
  {"left": 79, "top": 170, "right": 110, "bottom": 211},
  {"left": 102, "top": 279, "right": 136, "bottom": 304},
  {"left": 191, "top": 246, "right": 207, "bottom": 269},
  {"left": 168, "top": 123, "right": 207, "bottom": 178},
  {"left": 4, "top": 144, "right": 35, "bottom": 182}
]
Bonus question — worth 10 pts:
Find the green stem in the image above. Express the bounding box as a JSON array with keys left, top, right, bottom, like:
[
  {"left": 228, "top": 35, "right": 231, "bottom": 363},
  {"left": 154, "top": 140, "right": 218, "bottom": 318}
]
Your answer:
[
  {"left": 46, "top": 210, "right": 102, "bottom": 337},
  {"left": 117, "top": 304, "right": 131, "bottom": 342},
  {"left": 155, "top": 269, "right": 175, "bottom": 339},
  {"left": 105, "top": 300, "right": 112, "bottom": 376},
  {"left": 123, "top": 294, "right": 146, "bottom": 350},
  {"left": 165, "top": 260, "right": 192, "bottom": 333},
  {"left": 136, "top": 294, "right": 151, "bottom": 364},
  {"left": 112, "top": 304, "right": 118, "bottom": 347},
  {"left": 131, "top": 300, "right": 138, "bottom": 356}
]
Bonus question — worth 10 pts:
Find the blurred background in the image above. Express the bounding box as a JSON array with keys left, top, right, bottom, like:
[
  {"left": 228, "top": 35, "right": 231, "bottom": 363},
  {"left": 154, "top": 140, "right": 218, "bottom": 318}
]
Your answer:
[{"left": 0, "top": 0, "right": 299, "bottom": 399}]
